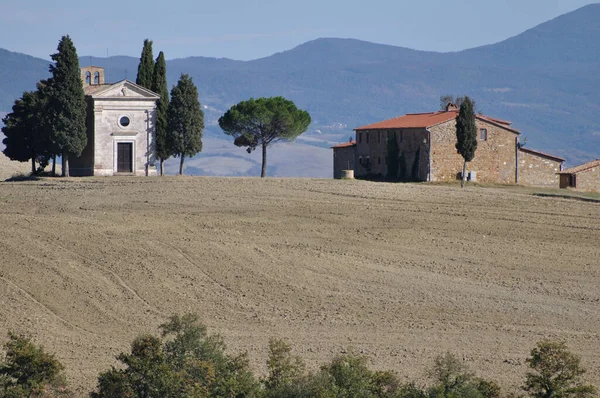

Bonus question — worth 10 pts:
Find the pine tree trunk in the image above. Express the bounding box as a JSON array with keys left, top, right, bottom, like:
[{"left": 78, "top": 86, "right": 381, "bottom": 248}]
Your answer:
[
  {"left": 52, "top": 155, "right": 56, "bottom": 176},
  {"left": 31, "top": 157, "right": 36, "bottom": 175},
  {"left": 160, "top": 159, "right": 164, "bottom": 176},
  {"left": 261, "top": 143, "right": 267, "bottom": 178},
  {"left": 179, "top": 155, "right": 184, "bottom": 175},
  {"left": 461, "top": 160, "right": 467, "bottom": 188},
  {"left": 62, "top": 152, "right": 69, "bottom": 177}
]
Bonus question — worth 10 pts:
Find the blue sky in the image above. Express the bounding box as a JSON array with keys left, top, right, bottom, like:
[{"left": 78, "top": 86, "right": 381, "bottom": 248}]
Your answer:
[{"left": 0, "top": 0, "right": 597, "bottom": 60}]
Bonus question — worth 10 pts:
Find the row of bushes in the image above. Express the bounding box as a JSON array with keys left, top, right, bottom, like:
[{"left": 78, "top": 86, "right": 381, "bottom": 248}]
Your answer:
[{"left": 0, "top": 313, "right": 596, "bottom": 397}]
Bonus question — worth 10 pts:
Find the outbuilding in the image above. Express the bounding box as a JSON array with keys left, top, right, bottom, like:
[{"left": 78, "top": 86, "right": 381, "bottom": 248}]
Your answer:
[
  {"left": 332, "top": 140, "right": 356, "bottom": 179},
  {"left": 518, "top": 147, "right": 565, "bottom": 187},
  {"left": 558, "top": 159, "right": 600, "bottom": 192}
]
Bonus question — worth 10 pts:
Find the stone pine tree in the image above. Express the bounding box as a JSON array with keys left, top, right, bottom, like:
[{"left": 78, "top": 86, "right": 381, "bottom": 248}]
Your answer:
[
  {"left": 152, "top": 51, "right": 170, "bottom": 176},
  {"left": 46, "top": 35, "right": 87, "bottom": 177},
  {"left": 166, "top": 74, "right": 204, "bottom": 175},
  {"left": 455, "top": 96, "right": 477, "bottom": 188},
  {"left": 218, "top": 97, "right": 311, "bottom": 178},
  {"left": 136, "top": 39, "right": 154, "bottom": 90}
]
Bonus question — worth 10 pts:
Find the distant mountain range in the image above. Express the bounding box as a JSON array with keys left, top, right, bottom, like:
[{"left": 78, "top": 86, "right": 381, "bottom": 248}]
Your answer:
[{"left": 1, "top": 4, "right": 599, "bottom": 177}]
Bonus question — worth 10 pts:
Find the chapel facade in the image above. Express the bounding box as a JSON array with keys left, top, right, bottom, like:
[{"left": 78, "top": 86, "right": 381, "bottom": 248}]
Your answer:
[{"left": 69, "top": 66, "right": 159, "bottom": 176}]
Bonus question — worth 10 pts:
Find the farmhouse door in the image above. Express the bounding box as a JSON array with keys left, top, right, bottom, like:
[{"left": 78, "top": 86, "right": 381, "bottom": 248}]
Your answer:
[{"left": 117, "top": 142, "right": 133, "bottom": 173}]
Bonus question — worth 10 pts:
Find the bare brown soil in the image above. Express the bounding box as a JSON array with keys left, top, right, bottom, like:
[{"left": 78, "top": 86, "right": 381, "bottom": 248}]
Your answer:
[{"left": 0, "top": 177, "right": 599, "bottom": 396}]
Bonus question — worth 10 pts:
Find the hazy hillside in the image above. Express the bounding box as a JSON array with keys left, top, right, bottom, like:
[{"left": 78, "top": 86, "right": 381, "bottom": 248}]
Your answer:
[{"left": 1, "top": 4, "right": 599, "bottom": 176}]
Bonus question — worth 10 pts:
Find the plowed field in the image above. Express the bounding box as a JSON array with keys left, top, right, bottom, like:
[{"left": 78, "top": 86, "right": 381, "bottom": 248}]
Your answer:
[{"left": 0, "top": 177, "right": 598, "bottom": 395}]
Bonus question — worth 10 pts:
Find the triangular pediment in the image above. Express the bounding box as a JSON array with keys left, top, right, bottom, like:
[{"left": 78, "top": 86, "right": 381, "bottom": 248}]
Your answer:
[{"left": 88, "top": 80, "right": 160, "bottom": 99}]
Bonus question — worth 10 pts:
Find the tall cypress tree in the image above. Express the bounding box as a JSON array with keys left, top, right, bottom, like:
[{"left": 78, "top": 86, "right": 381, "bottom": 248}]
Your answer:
[
  {"left": 167, "top": 74, "right": 204, "bottom": 175},
  {"left": 136, "top": 39, "right": 154, "bottom": 90},
  {"left": 46, "top": 35, "right": 87, "bottom": 177},
  {"left": 455, "top": 96, "right": 477, "bottom": 188},
  {"left": 386, "top": 131, "right": 399, "bottom": 181},
  {"left": 152, "top": 51, "right": 170, "bottom": 176}
]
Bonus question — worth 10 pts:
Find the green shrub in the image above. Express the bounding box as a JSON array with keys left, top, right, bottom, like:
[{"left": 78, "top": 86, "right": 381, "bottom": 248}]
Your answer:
[
  {"left": 91, "top": 313, "right": 260, "bottom": 398},
  {"left": 522, "top": 340, "right": 596, "bottom": 398},
  {"left": 0, "top": 332, "right": 70, "bottom": 397},
  {"left": 426, "top": 352, "right": 499, "bottom": 398}
]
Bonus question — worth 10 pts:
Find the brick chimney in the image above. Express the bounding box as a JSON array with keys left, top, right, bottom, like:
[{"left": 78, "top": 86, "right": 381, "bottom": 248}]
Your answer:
[{"left": 446, "top": 103, "right": 459, "bottom": 112}]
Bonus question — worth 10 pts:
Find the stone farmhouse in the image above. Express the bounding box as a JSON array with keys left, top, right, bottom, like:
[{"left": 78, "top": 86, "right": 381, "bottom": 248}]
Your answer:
[
  {"left": 69, "top": 66, "right": 159, "bottom": 176},
  {"left": 558, "top": 159, "right": 600, "bottom": 192},
  {"left": 332, "top": 104, "right": 564, "bottom": 187}
]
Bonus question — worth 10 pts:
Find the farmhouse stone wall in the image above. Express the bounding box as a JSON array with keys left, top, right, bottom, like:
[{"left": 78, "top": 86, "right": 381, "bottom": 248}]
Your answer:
[
  {"left": 333, "top": 146, "right": 356, "bottom": 179},
  {"left": 429, "top": 119, "right": 518, "bottom": 184},
  {"left": 355, "top": 128, "right": 429, "bottom": 180},
  {"left": 573, "top": 167, "right": 600, "bottom": 192},
  {"left": 518, "top": 149, "right": 562, "bottom": 187}
]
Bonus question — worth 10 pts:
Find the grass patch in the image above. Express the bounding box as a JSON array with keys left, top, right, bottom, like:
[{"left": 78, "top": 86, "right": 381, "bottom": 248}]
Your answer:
[
  {"left": 532, "top": 192, "right": 600, "bottom": 203},
  {"left": 4, "top": 172, "right": 40, "bottom": 182}
]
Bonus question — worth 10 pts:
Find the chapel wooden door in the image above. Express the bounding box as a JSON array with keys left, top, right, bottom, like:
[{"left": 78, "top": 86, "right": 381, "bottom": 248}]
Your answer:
[{"left": 117, "top": 143, "right": 133, "bottom": 173}]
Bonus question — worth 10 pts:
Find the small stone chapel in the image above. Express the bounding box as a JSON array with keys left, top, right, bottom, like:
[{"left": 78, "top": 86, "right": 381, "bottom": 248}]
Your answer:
[{"left": 69, "top": 66, "right": 159, "bottom": 176}]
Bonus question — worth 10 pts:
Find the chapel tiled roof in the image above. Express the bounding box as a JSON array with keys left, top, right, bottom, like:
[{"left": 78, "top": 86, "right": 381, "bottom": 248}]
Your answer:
[
  {"left": 558, "top": 159, "right": 600, "bottom": 174},
  {"left": 355, "top": 110, "right": 520, "bottom": 134},
  {"left": 83, "top": 84, "right": 113, "bottom": 95},
  {"left": 331, "top": 140, "right": 356, "bottom": 149},
  {"left": 519, "top": 147, "right": 565, "bottom": 162}
]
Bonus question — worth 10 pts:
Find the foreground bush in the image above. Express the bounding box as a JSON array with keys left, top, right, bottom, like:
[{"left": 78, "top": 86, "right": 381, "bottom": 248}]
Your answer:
[
  {"left": 262, "top": 340, "right": 430, "bottom": 398},
  {"left": 522, "top": 340, "right": 596, "bottom": 398},
  {"left": 91, "top": 313, "right": 260, "bottom": 397},
  {"left": 0, "top": 332, "right": 70, "bottom": 397},
  {"left": 427, "top": 352, "right": 500, "bottom": 398}
]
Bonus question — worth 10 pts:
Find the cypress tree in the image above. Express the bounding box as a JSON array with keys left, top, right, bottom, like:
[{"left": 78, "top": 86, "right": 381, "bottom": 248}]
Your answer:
[
  {"left": 167, "top": 74, "right": 204, "bottom": 175},
  {"left": 411, "top": 147, "right": 421, "bottom": 181},
  {"left": 136, "top": 39, "right": 154, "bottom": 90},
  {"left": 386, "top": 131, "right": 399, "bottom": 181},
  {"left": 2, "top": 93, "right": 38, "bottom": 174},
  {"left": 152, "top": 51, "right": 170, "bottom": 176},
  {"left": 455, "top": 96, "right": 477, "bottom": 188},
  {"left": 46, "top": 35, "right": 87, "bottom": 177}
]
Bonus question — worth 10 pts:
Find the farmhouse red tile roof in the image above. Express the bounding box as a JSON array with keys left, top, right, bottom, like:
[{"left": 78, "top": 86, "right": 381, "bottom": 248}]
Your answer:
[
  {"left": 355, "top": 111, "right": 458, "bottom": 130},
  {"left": 559, "top": 159, "right": 600, "bottom": 174},
  {"left": 355, "top": 110, "right": 520, "bottom": 133},
  {"left": 519, "top": 147, "right": 565, "bottom": 162},
  {"left": 331, "top": 140, "right": 356, "bottom": 149}
]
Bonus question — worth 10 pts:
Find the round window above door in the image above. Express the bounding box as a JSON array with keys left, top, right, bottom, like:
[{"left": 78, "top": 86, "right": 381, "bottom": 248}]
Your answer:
[{"left": 119, "top": 116, "right": 131, "bottom": 127}]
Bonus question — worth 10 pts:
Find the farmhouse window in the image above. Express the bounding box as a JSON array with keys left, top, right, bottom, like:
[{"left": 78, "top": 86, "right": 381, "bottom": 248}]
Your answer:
[
  {"left": 480, "top": 128, "right": 488, "bottom": 141},
  {"left": 378, "top": 131, "right": 381, "bottom": 143},
  {"left": 400, "top": 130, "right": 403, "bottom": 143},
  {"left": 358, "top": 132, "right": 362, "bottom": 144},
  {"left": 366, "top": 132, "right": 369, "bottom": 144}
]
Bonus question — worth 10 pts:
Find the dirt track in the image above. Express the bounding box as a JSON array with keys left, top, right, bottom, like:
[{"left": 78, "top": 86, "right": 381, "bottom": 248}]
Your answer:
[{"left": 0, "top": 177, "right": 599, "bottom": 395}]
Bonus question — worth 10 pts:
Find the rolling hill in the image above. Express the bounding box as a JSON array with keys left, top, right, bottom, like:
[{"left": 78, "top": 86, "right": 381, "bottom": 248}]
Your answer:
[{"left": 1, "top": 4, "right": 599, "bottom": 177}]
